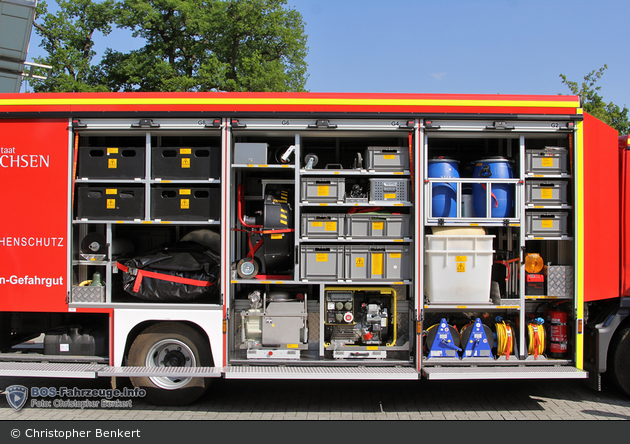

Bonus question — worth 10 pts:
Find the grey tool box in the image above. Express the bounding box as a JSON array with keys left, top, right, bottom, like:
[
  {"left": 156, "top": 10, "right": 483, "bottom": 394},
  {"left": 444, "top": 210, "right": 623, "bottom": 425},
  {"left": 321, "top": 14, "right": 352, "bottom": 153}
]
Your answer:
[
  {"left": 369, "top": 178, "right": 410, "bottom": 203},
  {"left": 300, "top": 245, "right": 344, "bottom": 280},
  {"left": 526, "top": 211, "right": 570, "bottom": 237},
  {"left": 301, "top": 177, "right": 345, "bottom": 202},
  {"left": 525, "top": 147, "right": 569, "bottom": 175},
  {"left": 526, "top": 180, "right": 570, "bottom": 206},
  {"left": 344, "top": 245, "right": 411, "bottom": 281},
  {"left": 234, "top": 142, "right": 269, "bottom": 165},
  {"left": 366, "top": 146, "right": 410, "bottom": 171},
  {"left": 345, "top": 212, "right": 411, "bottom": 238},
  {"left": 301, "top": 214, "right": 345, "bottom": 238}
]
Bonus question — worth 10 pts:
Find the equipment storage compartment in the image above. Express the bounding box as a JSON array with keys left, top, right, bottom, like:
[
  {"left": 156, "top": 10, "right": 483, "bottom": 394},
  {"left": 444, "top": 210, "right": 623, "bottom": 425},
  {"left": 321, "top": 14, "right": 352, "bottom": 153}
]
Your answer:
[
  {"left": 346, "top": 212, "right": 411, "bottom": 238},
  {"left": 152, "top": 147, "right": 220, "bottom": 180},
  {"left": 76, "top": 186, "right": 145, "bottom": 220},
  {"left": 301, "top": 213, "right": 345, "bottom": 238},
  {"left": 151, "top": 186, "right": 220, "bottom": 221},
  {"left": 424, "top": 231, "right": 495, "bottom": 304},
  {"left": 345, "top": 245, "right": 411, "bottom": 281},
  {"left": 369, "top": 178, "right": 409, "bottom": 203},
  {"left": 77, "top": 147, "right": 145, "bottom": 179},
  {"left": 300, "top": 245, "right": 344, "bottom": 280},
  {"left": 525, "top": 147, "right": 569, "bottom": 175},
  {"left": 301, "top": 177, "right": 345, "bottom": 203},
  {"left": 526, "top": 180, "right": 570, "bottom": 206},
  {"left": 526, "top": 211, "right": 570, "bottom": 238},
  {"left": 366, "top": 146, "right": 410, "bottom": 171}
]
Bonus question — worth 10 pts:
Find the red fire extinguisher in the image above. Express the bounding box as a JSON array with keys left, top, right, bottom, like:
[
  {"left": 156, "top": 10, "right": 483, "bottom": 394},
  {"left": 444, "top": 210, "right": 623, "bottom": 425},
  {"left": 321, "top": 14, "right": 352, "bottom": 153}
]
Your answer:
[{"left": 547, "top": 302, "right": 569, "bottom": 359}]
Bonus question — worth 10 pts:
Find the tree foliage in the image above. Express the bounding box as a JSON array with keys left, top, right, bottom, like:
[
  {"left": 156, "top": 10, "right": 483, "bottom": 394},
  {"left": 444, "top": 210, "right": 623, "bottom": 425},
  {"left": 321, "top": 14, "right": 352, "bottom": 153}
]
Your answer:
[
  {"left": 560, "top": 65, "right": 629, "bottom": 134},
  {"left": 30, "top": 0, "right": 308, "bottom": 92}
]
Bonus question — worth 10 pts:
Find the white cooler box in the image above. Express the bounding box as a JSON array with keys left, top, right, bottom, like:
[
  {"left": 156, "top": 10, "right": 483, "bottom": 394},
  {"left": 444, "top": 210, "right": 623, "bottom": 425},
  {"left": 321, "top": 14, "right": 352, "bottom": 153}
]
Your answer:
[{"left": 425, "top": 234, "right": 495, "bottom": 304}]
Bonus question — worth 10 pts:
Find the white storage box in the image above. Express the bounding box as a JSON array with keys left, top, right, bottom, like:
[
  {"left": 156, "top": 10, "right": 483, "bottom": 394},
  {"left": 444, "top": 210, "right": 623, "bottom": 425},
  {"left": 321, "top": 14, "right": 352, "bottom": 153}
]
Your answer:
[{"left": 425, "top": 235, "right": 495, "bottom": 304}]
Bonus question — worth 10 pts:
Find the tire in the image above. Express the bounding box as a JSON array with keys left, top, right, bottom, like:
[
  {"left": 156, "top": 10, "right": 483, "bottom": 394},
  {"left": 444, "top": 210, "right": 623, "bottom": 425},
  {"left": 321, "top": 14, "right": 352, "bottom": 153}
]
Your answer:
[
  {"left": 127, "top": 322, "right": 212, "bottom": 406},
  {"left": 237, "top": 257, "right": 259, "bottom": 279},
  {"left": 608, "top": 324, "right": 630, "bottom": 397}
]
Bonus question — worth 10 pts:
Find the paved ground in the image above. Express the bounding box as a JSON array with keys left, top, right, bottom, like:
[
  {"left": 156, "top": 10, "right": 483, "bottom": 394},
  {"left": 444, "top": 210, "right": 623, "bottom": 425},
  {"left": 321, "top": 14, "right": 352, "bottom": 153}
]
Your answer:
[{"left": 0, "top": 374, "right": 629, "bottom": 421}]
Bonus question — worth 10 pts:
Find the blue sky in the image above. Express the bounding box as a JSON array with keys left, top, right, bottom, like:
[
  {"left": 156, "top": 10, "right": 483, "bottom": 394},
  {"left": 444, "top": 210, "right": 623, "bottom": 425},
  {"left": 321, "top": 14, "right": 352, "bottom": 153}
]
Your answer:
[{"left": 25, "top": 0, "right": 630, "bottom": 108}]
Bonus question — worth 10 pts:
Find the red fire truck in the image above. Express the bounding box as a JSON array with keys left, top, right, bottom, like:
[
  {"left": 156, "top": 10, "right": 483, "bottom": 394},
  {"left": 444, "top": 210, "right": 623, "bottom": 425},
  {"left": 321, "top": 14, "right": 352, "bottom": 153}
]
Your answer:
[{"left": 0, "top": 92, "right": 626, "bottom": 405}]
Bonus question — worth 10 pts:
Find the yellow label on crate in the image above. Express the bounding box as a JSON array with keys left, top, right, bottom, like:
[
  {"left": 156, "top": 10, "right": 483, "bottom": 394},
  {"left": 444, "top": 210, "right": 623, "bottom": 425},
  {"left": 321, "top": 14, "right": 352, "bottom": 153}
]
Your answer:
[
  {"left": 390, "top": 253, "right": 401, "bottom": 259},
  {"left": 541, "top": 157, "right": 554, "bottom": 167},
  {"left": 457, "top": 263, "right": 466, "bottom": 272},
  {"left": 355, "top": 257, "right": 365, "bottom": 268},
  {"left": 108, "top": 158, "right": 117, "bottom": 169},
  {"left": 541, "top": 219, "right": 554, "bottom": 228},
  {"left": 179, "top": 189, "right": 191, "bottom": 195},
  {"left": 317, "top": 185, "right": 329, "bottom": 196},
  {"left": 455, "top": 256, "right": 467, "bottom": 262},
  {"left": 106, "top": 189, "right": 117, "bottom": 194},
  {"left": 106, "top": 199, "right": 115, "bottom": 209},
  {"left": 383, "top": 155, "right": 395, "bottom": 160},
  {"left": 372, "top": 253, "right": 384, "bottom": 276},
  {"left": 271, "top": 234, "right": 283, "bottom": 240},
  {"left": 180, "top": 148, "right": 192, "bottom": 155},
  {"left": 180, "top": 199, "right": 189, "bottom": 209},
  {"left": 540, "top": 188, "right": 553, "bottom": 199},
  {"left": 311, "top": 221, "right": 323, "bottom": 227},
  {"left": 181, "top": 158, "right": 191, "bottom": 168},
  {"left": 372, "top": 221, "right": 384, "bottom": 231},
  {"left": 316, "top": 253, "right": 328, "bottom": 262},
  {"left": 107, "top": 147, "right": 119, "bottom": 154},
  {"left": 384, "top": 193, "right": 396, "bottom": 199},
  {"left": 325, "top": 221, "right": 337, "bottom": 231}
]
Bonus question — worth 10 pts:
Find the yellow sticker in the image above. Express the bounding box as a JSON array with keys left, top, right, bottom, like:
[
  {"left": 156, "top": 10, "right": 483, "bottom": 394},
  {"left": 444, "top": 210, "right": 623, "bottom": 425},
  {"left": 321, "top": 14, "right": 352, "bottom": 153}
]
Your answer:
[
  {"left": 366, "top": 346, "right": 379, "bottom": 351},
  {"left": 455, "top": 256, "right": 467, "bottom": 262},
  {"left": 324, "top": 221, "right": 337, "bottom": 231},
  {"left": 180, "top": 199, "right": 189, "bottom": 209},
  {"left": 541, "top": 157, "right": 554, "bottom": 167},
  {"left": 106, "top": 199, "right": 115, "bottom": 209},
  {"left": 280, "top": 219, "right": 287, "bottom": 225},
  {"left": 108, "top": 158, "right": 117, "bottom": 169},
  {"left": 383, "top": 155, "right": 395, "bottom": 160},
  {"left": 179, "top": 189, "right": 191, "bottom": 195},
  {"left": 355, "top": 257, "right": 365, "bottom": 268},
  {"left": 389, "top": 253, "right": 401, "bottom": 259},
  {"left": 457, "top": 263, "right": 466, "bottom": 273},
  {"left": 316, "top": 253, "right": 328, "bottom": 262},
  {"left": 372, "top": 221, "right": 384, "bottom": 231},
  {"left": 540, "top": 188, "right": 553, "bottom": 199},
  {"left": 180, "top": 148, "right": 192, "bottom": 155},
  {"left": 286, "top": 344, "right": 299, "bottom": 349},
  {"left": 181, "top": 158, "right": 191, "bottom": 168},
  {"left": 372, "top": 253, "right": 384, "bottom": 276},
  {"left": 281, "top": 213, "right": 287, "bottom": 219},
  {"left": 106, "top": 189, "right": 117, "bottom": 194},
  {"left": 384, "top": 193, "right": 396, "bottom": 199},
  {"left": 107, "top": 147, "right": 119, "bottom": 154},
  {"left": 311, "top": 221, "right": 323, "bottom": 227},
  {"left": 317, "top": 185, "right": 330, "bottom": 196},
  {"left": 541, "top": 219, "right": 554, "bottom": 228},
  {"left": 271, "top": 234, "right": 283, "bottom": 240}
]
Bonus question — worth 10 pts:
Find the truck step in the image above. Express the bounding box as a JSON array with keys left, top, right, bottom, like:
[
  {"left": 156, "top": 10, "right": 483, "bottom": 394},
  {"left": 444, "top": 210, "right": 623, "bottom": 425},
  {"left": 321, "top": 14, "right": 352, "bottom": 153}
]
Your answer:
[
  {"left": 422, "top": 365, "right": 588, "bottom": 380},
  {"left": 224, "top": 366, "right": 419, "bottom": 380},
  {"left": 0, "top": 362, "right": 103, "bottom": 379},
  {"left": 97, "top": 366, "right": 222, "bottom": 378}
]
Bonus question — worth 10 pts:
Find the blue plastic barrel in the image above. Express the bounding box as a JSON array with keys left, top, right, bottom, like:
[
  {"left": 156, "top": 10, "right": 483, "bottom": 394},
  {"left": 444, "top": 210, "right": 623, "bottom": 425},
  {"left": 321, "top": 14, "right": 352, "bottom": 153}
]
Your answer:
[
  {"left": 428, "top": 158, "right": 459, "bottom": 217},
  {"left": 471, "top": 157, "right": 514, "bottom": 218}
]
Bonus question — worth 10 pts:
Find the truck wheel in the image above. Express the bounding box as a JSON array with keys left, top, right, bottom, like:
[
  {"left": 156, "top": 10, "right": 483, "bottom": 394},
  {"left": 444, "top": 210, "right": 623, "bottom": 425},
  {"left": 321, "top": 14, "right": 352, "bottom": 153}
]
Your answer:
[
  {"left": 608, "top": 324, "right": 630, "bottom": 397},
  {"left": 127, "top": 322, "right": 212, "bottom": 406}
]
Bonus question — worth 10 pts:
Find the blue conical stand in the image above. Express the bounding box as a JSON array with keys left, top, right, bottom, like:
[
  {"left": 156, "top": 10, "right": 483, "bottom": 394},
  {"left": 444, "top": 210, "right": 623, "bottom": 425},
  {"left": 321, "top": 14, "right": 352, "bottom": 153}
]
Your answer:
[
  {"left": 428, "top": 318, "right": 461, "bottom": 359},
  {"left": 462, "top": 318, "right": 493, "bottom": 358}
]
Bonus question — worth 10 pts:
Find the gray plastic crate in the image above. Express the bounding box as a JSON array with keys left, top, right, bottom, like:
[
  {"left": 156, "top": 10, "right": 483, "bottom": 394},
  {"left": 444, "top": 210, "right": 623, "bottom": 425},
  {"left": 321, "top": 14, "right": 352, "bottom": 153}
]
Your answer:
[
  {"left": 526, "top": 211, "right": 570, "bottom": 237},
  {"left": 344, "top": 245, "right": 410, "bottom": 281},
  {"left": 72, "top": 286, "right": 105, "bottom": 303},
  {"left": 345, "top": 213, "right": 411, "bottom": 238},
  {"left": 301, "top": 178, "right": 345, "bottom": 202},
  {"left": 525, "top": 147, "right": 569, "bottom": 175},
  {"left": 526, "top": 180, "right": 570, "bottom": 206},
  {"left": 300, "top": 245, "right": 344, "bottom": 280},
  {"left": 369, "top": 178, "right": 409, "bottom": 203},
  {"left": 366, "top": 146, "right": 410, "bottom": 171},
  {"left": 547, "top": 265, "right": 574, "bottom": 297},
  {"left": 301, "top": 214, "right": 345, "bottom": 238}
]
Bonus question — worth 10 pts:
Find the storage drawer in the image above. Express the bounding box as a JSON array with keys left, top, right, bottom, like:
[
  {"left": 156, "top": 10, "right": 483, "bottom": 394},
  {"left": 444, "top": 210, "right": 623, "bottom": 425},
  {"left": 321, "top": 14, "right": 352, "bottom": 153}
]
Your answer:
[
  {"left": 369, "top": 178, "right": 409, "bottom": 203},
  {"left": 525, "top": 180, "right": 570, "bottom": 206},
  {"left": 300, "top": 245, "right": 344, "bottom": 280},
  {"left": 525, "top": 147, "right": 569, "bottom": 175},
  {"left": 152, "top": 147, "right": 220, "bottom": 179},
  {"left": 76, "top": 186, "right": 144, "bottom": 220},
  {"left": 344, "top": 245, "right": 410, "bottom": 281},
  {"left": 300, "top": 178, "right": 345, "bottom": 202},
  {"left": 345, "top": 213, "right": 410, "bottom": 238},
  {"left": 151, "top": 186, "right": 220, "bottom": 221},
  {"left": 526, "top": 211, "right": 570, "bottom": 237},
  {"left": 77, "top": 147, "right": 145, "bottom": 179},
  {"left": 366, "top": 146, "right": 410, "bottom": 171},
  {"left": 301, "top": 214, "right": 345, "bottom": 238}
]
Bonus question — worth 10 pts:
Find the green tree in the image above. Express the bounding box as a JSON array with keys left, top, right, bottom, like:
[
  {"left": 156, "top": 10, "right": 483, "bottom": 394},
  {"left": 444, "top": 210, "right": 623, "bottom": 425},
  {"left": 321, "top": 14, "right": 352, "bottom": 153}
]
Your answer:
[
  {"left": 31, "top": 0, "right": 116, "bottom": 92},
  {"left": 560, "top": 65, "right": 630, "bottom": 134},
  {"left": 30, "top": 0, "right": 308, "bottom": 93}
]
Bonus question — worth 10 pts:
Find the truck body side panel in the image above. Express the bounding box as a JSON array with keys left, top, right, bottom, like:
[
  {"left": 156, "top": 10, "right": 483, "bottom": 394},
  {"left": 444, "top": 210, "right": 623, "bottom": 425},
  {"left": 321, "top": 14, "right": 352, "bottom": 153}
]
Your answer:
[
  {"left": 0, "top": 119, "right": 69, "bottom": 312},
  {"left": 582, "top": 113, "right": 620, "bottom": 302},
  {"left": 620, "top": 135, "right": 630, "bottom": 297}
]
